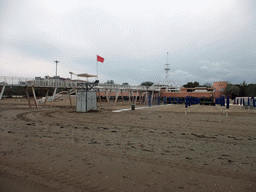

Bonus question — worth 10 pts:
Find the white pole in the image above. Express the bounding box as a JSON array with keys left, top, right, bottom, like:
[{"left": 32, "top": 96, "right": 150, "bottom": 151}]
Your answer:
[
  {"left": 97, "top": 61, "right": 98, "bottom": 80},
  {"left": 96, "top": 54, "right": 100, "bottom": 80},
  {"left": 54, "top": 60, "right": 59, "bottom": 77}
]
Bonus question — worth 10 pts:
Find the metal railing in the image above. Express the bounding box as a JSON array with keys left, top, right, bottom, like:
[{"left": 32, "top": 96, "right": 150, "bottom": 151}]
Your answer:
[
  {"left": 0, "top": 76, "right": 83, "bottom": 88},
  {"left": 0, "top": 76, "right": 161, "bottom": 91},
  {"left": 98, "top": 83, "right": 160, "bottom": 91}
]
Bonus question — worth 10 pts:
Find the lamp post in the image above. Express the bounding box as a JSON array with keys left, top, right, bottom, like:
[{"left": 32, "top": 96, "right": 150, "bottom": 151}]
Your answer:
[{"left": 54, "top": 60, "right": 60, "bottom": 79}]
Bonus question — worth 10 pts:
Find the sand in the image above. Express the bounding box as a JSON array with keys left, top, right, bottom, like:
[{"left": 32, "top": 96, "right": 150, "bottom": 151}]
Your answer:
[{"left": 0, "top": 98, "right": 256, "bottom": 192}]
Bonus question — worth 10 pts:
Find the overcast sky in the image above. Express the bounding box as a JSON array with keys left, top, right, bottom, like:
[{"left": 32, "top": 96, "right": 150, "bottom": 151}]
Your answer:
[{"left": 1, "top": 0, "right": 255, "bottom": 85}]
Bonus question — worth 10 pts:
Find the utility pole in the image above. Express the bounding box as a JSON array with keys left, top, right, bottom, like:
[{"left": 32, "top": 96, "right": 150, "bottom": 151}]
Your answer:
[{"left": 54, "top": 60, "right": 60, "bottom": 79}]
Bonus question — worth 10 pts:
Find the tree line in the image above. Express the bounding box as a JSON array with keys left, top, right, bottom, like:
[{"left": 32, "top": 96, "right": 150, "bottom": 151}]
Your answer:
[{"left": 224, "top": 81, "right": 256, "bottom": 99}]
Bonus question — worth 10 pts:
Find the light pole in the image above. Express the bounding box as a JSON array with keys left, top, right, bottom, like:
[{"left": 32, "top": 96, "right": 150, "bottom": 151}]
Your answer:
[{"left": 54, "top": 60, "right": 60, "bottom": 79}]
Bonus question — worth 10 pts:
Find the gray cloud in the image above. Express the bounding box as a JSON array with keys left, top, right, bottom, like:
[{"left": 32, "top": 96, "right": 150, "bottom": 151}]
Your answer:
[{"left": 1, "top": 0, "right": 255, "bottom": 85}]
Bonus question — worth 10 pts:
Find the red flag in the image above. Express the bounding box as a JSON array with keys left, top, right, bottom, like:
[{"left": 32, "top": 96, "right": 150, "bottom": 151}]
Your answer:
[{"left": 97, "top": 55, "right": 104, "bottom": 63}]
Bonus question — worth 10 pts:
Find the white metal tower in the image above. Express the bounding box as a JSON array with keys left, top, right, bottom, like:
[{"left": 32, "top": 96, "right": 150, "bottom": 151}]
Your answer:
[
  {"left": 149, "top": 52, "right": 181, "bottom": 92},
  {"left": 165, "top": 52, "right": 170, "bottom": 79}
]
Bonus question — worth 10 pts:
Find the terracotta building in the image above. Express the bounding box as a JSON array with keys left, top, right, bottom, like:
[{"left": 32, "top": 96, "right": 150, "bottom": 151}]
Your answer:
[
  {"left": 212, "top": 81, "right": 227, "bottom": 98},
  {"left": 160, "top": 81, "right": 227, "bottom": 99}
]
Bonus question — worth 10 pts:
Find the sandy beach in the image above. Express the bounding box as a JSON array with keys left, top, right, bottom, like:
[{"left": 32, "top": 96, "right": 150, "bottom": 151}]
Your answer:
[{"left": 0, "top": 98, "right": 256, "bottom": 192}]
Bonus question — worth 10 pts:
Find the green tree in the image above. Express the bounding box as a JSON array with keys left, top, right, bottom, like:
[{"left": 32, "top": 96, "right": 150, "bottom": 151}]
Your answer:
[
  {"left": 239, "top": 81, "right": 247, "bottom": 97},
  {"left": 224, "top": 84, "right": 241, "bottom": 99},
  {"left": 140, "top": 81, "right": 154, "bottom": 87},
  {"left": 246, "top": 84, "right": 256, "bottom": 97},
  {"left": 183, "top": 81, "right": 200, "bottom": 88}
]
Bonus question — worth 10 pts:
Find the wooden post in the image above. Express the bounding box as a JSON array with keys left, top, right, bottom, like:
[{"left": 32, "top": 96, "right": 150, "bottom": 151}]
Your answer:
[
  {"left": 25, "top": 87, "right": 31, "bottom": 108},
  {"left": 151, "top": 91, "right": 154, "bottom": 105},
  {"left": 0, "top": 85, "right": 6, "bottom": 100},
  {"left": 43, "top": 88, "right": 49, "bottom": 107},
  {"left": 50, "top": 87, "right": 57, "bottom": 108},
  {"left": 105, "top": 89, "right": 108, "bottom": 104},
  {"left": 139, "top": 91, "right": 142, "bottom": 104},
  {"left": 135, "top": 90, "right": 138, "bottom": 105},
  {"left": 114, "top": 90, "right": 120, "bottom": 106},
  {"left": 64, "top": 90, "right": 69, "bottom": 102},
  {"left": 31, "top": 86, "right": 38, "bottom": 108},
  {"left": 225, "top": 110, "right": 228, "bottom": 117},
  {"left": 105, "top": 89, "right": 111, "bottom": 104},
  {"left": 128, "top": 89, "right": 131, "bottom": 105},
  {"left": 139, "top": 91, "right": 142, "bottom": 105},
  {"left": 108, "top": 89, "right": 112, "bottom": 105},
  {"left": 68, "top": 89, "right": 72, "bottom": 107},
  {"left": 131, "top": 90, "right": 134, "bottom": 104},
  {"left": 145, "top": 91, "right": 148, "bottom": 105},
  {"left": 158, "top": 92, "right": 161, "bottom": 105},
  {"left": 121, "top": 89, "right": 124, "bottom": 105}
]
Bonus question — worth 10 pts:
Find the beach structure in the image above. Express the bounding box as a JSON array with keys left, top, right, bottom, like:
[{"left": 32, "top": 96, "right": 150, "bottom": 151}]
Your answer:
[
  {"left": 97, "top": 83, "right": 160, "bottom": 106},
  {"left": 0, "top": 73, "right": 229, "bottom": 108},
  {"left": 0, "top": 75, "right": 161, "bottom": 108}
]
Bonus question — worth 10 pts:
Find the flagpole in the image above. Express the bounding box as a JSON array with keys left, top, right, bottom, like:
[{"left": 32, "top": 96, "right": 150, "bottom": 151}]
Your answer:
[{"left": 96, "top": 55, "right": 98, "bottom": 80}]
